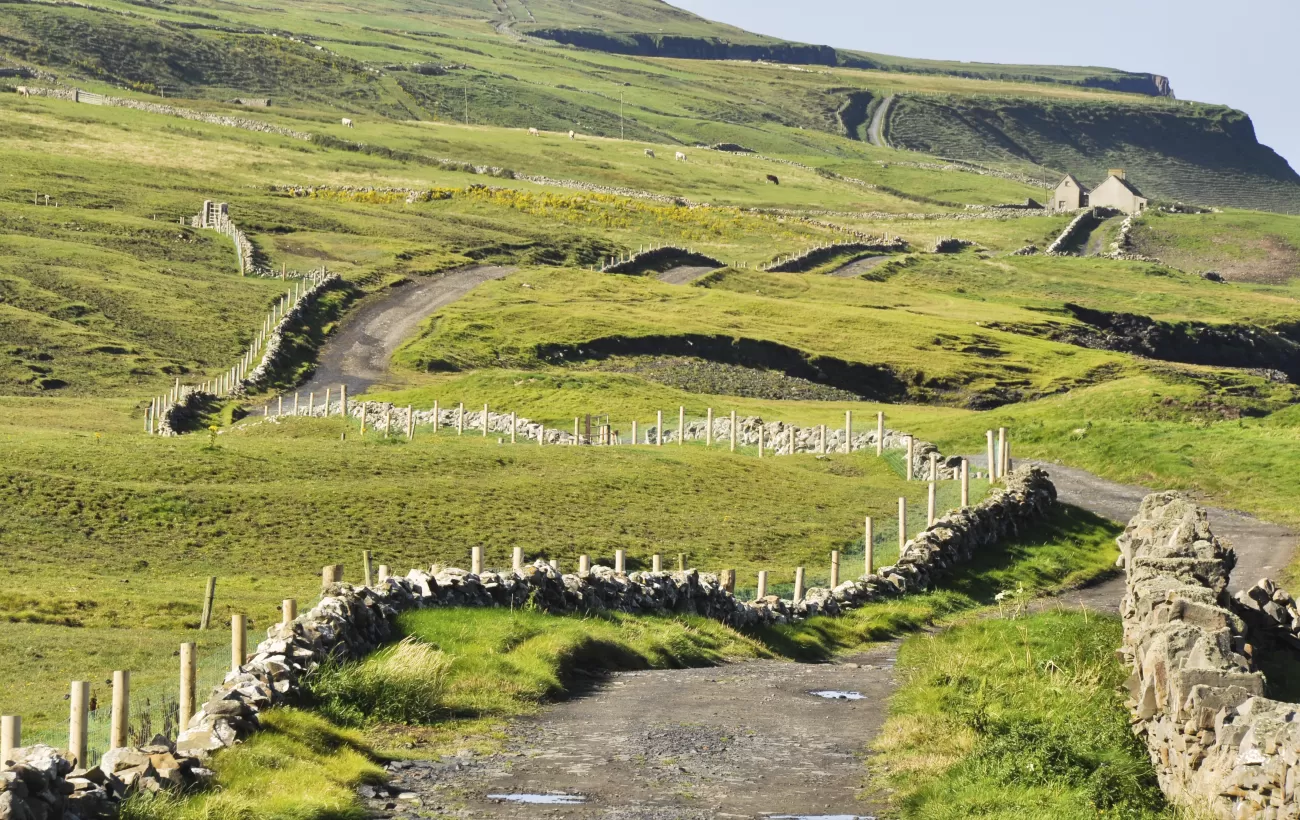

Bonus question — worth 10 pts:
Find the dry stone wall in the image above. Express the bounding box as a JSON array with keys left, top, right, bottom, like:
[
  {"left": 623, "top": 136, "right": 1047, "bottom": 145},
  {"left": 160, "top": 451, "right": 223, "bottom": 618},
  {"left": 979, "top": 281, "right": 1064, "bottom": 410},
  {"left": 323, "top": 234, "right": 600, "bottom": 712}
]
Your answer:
[
  {"left": 600, "top": 246, "right": 723, "bottom": 274},
  {"left": 19, "top": 86, "right": 311, "bottom": 139},
  {"left": 0, "top": 467, "right": 1055, "bottom": 820},
  {"left": 1119, "top": 491, "right": 1300, "bottom": 818}
]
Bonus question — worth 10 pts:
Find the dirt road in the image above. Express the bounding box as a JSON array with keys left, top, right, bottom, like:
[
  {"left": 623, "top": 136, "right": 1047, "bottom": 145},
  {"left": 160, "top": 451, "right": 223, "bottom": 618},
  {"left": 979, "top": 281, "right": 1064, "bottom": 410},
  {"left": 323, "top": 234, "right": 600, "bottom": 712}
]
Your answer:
[
  {"left": 298, "top": 266, "right": 511, "bottom": 397},
  {"left": 827, "top": 256, "right": 891, "bottom": 278},
  {"left": 362, "top": 445, "right": 1294, "bottom": 818},
  {"left": 369, "top": 645, "right": 898, "bottom": 819},
  {"left": 656, "top": 266, "right": 719, "bottom": 285}
]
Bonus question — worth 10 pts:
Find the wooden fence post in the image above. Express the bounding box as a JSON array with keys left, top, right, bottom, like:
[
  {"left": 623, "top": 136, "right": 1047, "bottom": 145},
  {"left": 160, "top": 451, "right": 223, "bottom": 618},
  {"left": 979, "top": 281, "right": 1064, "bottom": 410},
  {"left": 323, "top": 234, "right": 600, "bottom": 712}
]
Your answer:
[
  {"left": 730, "top": 410, "right": 737, "bottom": 452},
  {"left": 793, "top": 567, "right": 806, "bottom": 603},
  {"left": 579, "top": 554, "right": 591, "bottom": 575},
  {"left": 961, "top": 459, "right": 970, "bottom": 507},
  {"left": 865, "top": 516, "right": 874, "bottom": 575},
  {"left": 652, "top": 554, "right": 662, "bottom": 572},
  {"left": 756, "top": 570, "right": 768, "bottom": 599},
  {"left": 433, "top": 400, "right": 439, "bottom": 431},
  {"left": 282, "top": 598, "right": 297, "bottom": 624},
  {"left": 678, "top": 553, "right": 687, "bottom": 571},
  {"left": 378, "top": 566, "right": 390, "bottom": 584},
  {"left": 510, "top": 412, "right": 517, "bottom": 444},
  {"left": 877, "top": 411, "right": 884, "bottom": 456},
  {"left": 678, "top": 406, "right": 685, "bottom": 446},
  {"left": 721, "top": 569, "right": 736, "bottom": 593},
  {"left": 656, "top": 411, "right": 663, "bottom": 446},
  {"left": 483, "top": 403, "right": 489, "bottom": 437},
  {"left": 574, "top": 417, "right": 580, "bottom": 445},
  {"left": 231, "top": 614, "right": 246, "bottom": 673},
  {"left": 1000, "top": 427, "right": 1010, "bottom": 476},
  {"left": 986, "top": 430, "right": 995, "bottom": 479},
  {"left": 758, "top": 424, "right": 764, "bottom": 457},
  {"left": 819, "top": 424, "right": 826, "bottom": 454},
  {"left": 179, "top": 644, "right": 196, "bottom": 733},
  {"left": 844, "top": 410, "right": 852, "bottom": 453},
  {"left": 513, "top": 547, "right": 524, "bottom": 572},
  {"left": 898, "top": 498, "right": 907, "bottom": 549},
  {"left": 360, "top": 404, "right": 367, "bottom": 434},
  {"left": 363, "top": 550, "right": 373, "bottom": 587},
  {"left": 457, "top": 403, "right": 464, "bottom": 435},
  {"left": 830, "top": 550, "right": 841, "bottom": 588},
  {"left": 928, "top": 482, "right": 937, "bottom": 526},
  {"left": 1, "top": 716, "right": 19, "bottom": 770},
  {"left": 471, "top": 546, "right": 483, "bottom": 575},
  {"left": 906, "top": 435, "right": 914, "bottom": 480},
  {"left": 615, "top": 549, "right": 626, "bottom": 575},
  {"left": 706, "top": 408, "right": 713, "bottom": 446},
  {"left": 340, "top": 384, "right": 347, "bottom": 418},
  {"left": 200, "top": 576, "right": 217, "bottom": 630},
  {"left": 631, "top": 420, "right": 638, "bottom": 444},
  {"left": 929, "top": 452, "right": 938, "bottom": 481},
  {"left": 69, "top": 681, "right": 89, "bottom": 767},
  {"left": 407, "top": 406, "right": 414, "bottom": 440},
  {"left": 110, "top": 671, "right": 129, "bottom": 750}
]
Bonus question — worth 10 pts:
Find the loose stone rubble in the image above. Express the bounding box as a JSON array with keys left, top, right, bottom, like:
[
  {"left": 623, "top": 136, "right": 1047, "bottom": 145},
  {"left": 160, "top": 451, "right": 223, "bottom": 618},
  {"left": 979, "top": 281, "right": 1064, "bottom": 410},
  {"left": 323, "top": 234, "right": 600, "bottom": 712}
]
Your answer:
[
  {"left": 0, "top": 468, "right": 1054, "bottom": 819},
  {"left": 1119, "top": 491, "right": 1300, "bottom": 818}
]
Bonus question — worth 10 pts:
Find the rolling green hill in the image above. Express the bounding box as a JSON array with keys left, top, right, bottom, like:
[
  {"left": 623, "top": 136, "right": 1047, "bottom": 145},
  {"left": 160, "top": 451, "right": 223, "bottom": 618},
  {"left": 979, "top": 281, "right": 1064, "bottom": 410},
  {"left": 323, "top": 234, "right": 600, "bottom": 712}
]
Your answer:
[{"left": 1, "top": 0, "right": 1294, "bottom": 210}]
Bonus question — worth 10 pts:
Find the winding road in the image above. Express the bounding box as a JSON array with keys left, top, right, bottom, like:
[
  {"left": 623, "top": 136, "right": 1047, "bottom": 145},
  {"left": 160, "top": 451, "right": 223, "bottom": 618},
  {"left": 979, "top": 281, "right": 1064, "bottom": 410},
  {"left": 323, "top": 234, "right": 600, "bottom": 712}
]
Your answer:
[
  {"left": 296, "top": 266, "right": 511, "bottom": 397},
  {"left": 297, "top": 266, "right": 1295, "bottom": 817},
  {"left": 366, "top": 458, "right": 1295, "bottom": 817},
  {"left": 867, "top": 95, "right": 894, "bottom": 148}
]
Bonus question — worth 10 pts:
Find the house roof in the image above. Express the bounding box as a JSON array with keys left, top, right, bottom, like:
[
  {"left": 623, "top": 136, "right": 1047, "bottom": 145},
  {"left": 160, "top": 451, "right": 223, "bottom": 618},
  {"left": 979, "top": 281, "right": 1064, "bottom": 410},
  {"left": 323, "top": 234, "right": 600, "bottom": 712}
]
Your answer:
[
  {"left": 1056, "top": 173, "right": 1089, "bottom": 193},
  {"left": 1100, "top": 173, "right": 1147, "bottom": 199}
]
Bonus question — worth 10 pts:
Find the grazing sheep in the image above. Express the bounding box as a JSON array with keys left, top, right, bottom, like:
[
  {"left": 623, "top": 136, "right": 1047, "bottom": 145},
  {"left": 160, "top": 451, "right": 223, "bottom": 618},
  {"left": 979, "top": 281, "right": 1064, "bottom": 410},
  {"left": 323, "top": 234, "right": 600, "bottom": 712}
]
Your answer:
[
  {"left": 528, "top": 127, "right": 540, "bottom": 136},
  {"left": 568, "top": 130, "right": 576, "bottom": 139},
  {"left": 16, "top": 86, "right": 30, "bottom": 98},
  {"left": 341, "top": 117, "right": 354, "bottom": 128},
  {"left": 644, "top": 149, "right": 656, "bottom": 158},
  {"left": 766, "top": 174, "right": 780, "bottom": 185},
  {"left": 675, "top": 151, "right": 687, "bottom": 162}
]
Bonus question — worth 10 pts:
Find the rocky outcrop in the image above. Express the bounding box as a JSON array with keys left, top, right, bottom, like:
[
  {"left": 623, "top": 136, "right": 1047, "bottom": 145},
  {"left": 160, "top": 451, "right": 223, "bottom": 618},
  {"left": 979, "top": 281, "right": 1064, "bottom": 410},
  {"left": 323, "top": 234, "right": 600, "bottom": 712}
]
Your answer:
[{"left": 1119, "top": 492, "right": 1300, "bottom": 818}]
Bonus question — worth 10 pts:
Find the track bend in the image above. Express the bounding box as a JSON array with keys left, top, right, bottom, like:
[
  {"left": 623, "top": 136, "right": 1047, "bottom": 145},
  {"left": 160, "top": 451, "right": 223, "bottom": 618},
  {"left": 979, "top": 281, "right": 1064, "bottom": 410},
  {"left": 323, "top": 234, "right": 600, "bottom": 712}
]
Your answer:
[{"left": 296, "top": 265, "right": 511, "bottom": 397}]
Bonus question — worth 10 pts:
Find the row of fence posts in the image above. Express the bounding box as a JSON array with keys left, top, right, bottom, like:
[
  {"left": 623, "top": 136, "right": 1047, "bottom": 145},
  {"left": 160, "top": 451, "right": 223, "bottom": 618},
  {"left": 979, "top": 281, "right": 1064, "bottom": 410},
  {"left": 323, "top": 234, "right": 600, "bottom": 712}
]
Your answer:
[{"left": 2, "top": 423, "right": 1015, "bottom": 769}]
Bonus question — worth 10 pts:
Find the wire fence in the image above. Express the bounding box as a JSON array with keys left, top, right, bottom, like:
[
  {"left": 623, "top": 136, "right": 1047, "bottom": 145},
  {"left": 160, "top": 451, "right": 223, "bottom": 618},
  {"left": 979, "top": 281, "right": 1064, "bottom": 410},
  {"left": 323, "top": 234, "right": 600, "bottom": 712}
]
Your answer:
[{"left": 24, "top": 644, "right": 229, "bottom": 766}]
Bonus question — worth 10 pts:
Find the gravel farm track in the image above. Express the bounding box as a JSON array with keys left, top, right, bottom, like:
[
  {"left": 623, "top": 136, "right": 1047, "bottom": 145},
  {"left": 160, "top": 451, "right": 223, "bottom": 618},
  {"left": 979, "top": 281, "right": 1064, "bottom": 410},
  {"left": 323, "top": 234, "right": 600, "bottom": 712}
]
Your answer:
[{"left": 289, "top": 266, "right": 1296, "bottom": 819}]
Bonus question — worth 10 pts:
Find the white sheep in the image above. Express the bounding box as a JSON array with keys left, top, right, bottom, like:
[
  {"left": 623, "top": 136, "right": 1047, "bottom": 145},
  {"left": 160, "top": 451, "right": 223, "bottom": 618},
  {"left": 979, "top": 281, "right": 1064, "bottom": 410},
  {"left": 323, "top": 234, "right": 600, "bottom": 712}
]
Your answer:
[
  {"left": 528, "top": 127, "right": 540, "bottom": 136},
  {"left": 568, "top": 130, "right": 576, "bottom": 139},
  {"left": 341, "top": 118, "right": 353, "bottom": 128},
  {"left": 675, "top": 151, "right": 687, "bottom": 162}
]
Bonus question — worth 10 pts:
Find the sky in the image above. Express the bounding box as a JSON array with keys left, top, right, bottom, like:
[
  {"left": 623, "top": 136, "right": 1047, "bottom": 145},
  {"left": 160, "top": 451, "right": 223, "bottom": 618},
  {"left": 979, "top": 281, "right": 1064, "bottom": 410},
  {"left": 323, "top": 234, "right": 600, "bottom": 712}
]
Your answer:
[{"left": 673, "top": 0, "right": 1300, "bottom": 171}]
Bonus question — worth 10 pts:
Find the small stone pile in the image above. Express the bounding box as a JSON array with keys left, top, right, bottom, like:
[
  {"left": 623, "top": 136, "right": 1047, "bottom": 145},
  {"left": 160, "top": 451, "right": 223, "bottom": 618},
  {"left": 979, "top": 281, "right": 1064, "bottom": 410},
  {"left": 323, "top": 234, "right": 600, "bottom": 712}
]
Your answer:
[
  {"left": 931, "top": 237, "right": 973, "bottom": 254},
  {"left": 1119, "top": 491, "right": 1300, "bottom": 818}
]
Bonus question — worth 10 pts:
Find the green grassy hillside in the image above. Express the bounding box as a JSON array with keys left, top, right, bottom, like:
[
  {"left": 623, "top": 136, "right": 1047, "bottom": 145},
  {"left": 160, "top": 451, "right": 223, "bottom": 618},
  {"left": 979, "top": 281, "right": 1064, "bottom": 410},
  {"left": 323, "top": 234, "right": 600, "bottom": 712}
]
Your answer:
[
  {"left": 0, "top": 0, "right": 1290, "bottom": 210},
  {"left": 885, "top": 95, "right": 1300, "bottom": 212}
]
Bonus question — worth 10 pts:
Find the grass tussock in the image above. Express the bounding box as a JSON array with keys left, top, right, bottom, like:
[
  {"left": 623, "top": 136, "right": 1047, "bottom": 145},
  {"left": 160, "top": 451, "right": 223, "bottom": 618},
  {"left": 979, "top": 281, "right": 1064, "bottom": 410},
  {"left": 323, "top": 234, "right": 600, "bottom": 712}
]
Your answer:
[
  {"left": 876, "top": 612, "right": 1172, "bottom": 819},
  {"left": 119, "top": 708, "right": 384, "bottom": 820},
  {"left": 306, "top": 637, "right": 451, "bottom": 727}
]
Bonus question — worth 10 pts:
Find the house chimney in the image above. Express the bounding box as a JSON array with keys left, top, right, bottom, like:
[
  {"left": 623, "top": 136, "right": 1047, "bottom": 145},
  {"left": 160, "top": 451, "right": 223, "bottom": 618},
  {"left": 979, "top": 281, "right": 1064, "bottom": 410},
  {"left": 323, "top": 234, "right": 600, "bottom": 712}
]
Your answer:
[{"left": 1109, "top": 169, "right": 1126, "bottom": 180}]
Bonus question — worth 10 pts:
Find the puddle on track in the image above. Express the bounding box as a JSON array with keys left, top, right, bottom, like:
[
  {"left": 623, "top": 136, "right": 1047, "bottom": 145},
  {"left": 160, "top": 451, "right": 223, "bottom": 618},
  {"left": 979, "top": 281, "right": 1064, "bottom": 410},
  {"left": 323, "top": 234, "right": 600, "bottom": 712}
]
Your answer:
[
  {"left": 808, "top": 690, "right": 866, "bottom": 700},
  {"left": 487, "top": 794, "right": 587, "bottom": 805}
]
